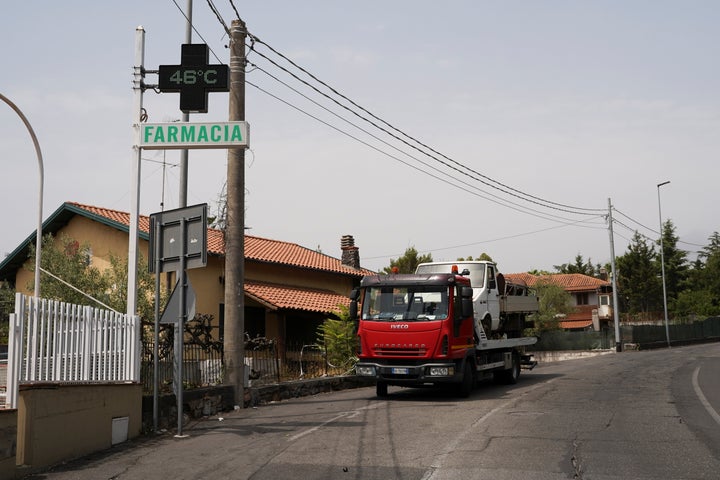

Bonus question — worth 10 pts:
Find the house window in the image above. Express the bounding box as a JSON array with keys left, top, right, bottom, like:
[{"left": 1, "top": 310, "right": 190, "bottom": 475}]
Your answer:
[
  {"left": 576, "top": 292, "right": 589, "bottom": 305},
  {"left": 218, "top": 304, "right": 266, "bottom": 343}
]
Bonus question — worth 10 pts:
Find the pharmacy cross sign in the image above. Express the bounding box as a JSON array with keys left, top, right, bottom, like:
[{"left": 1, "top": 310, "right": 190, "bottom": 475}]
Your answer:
[{"left": 158, "top": 44, "right": 229, "bottom": 114}]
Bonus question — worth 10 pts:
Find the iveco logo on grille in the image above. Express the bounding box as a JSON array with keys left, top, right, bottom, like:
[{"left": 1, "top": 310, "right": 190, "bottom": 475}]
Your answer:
[{"left": 390, "top": 324, "right": 410, "bottom": 329}]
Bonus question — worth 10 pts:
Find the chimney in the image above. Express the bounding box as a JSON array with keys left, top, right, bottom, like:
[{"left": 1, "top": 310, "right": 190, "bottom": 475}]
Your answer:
[{"left": 341, "top": 235, "right": 361, "bottom": 269}]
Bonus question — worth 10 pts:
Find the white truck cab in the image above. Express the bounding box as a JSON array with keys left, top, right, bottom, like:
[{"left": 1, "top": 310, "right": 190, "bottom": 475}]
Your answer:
[{"left": 416, "top": 261, "right": 502, "bottom": 335}]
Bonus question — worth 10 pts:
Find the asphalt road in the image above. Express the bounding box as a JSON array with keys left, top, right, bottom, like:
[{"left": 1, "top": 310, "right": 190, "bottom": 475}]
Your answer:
[{"left": 25, "top": 342, "right": 720, "bottom": 480}]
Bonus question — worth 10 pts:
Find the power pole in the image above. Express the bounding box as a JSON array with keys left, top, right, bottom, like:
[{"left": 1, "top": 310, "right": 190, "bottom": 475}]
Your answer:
[
  {"left": 224, "top": 18, "right": 246, "bottom": 407},
  {"left": 607, "top": 198, "right": 622, "bottom": 352}
]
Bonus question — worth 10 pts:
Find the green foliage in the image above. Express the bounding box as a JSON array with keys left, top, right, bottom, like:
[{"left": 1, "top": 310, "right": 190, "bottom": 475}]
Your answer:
[
  {"left": 616, "top": 232, "right": 662, "bottom": 314},
  {"left": 456, "top": 253, "right": 493, "bottom": 262},
  {"left": 656, "top": 219, "right": 689, "bottom": 304},
  {"left": 383, "top": 247, "right": 432, "bottom": 274},
  {"left": 528, "top": 280, "right": 574, "bottom": 333},
  {"left": 25, "top": 233, "right": 167, "bottom": 326},
  {"left": 316, "top": 305, "right": 357, "bottom": 371},
  {"left": 673, "top": 289, "right": 718, "bottom": 318},
  {"left": 677, "top": 231, "right": 720, "bottom": 317},
  {"left": 554, "top": 254, "right": 602, "bottom": 277},
  {"left": 528, "top": 268, "right": 552, "bottom": 275},
  {"left": 27, "top": 234, "right": 108, "bottom": 305},
  {"left": 0, "top": 280, "right": 13, "bottom": 343}
]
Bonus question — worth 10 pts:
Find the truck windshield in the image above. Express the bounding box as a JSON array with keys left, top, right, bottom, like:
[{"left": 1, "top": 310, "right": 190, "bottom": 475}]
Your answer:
[
  {"left": 361, "top": 286, "right": 449, "bottom": 321},
  {"left": 416, "top": 263, "right": 485, "bottom": 289}
]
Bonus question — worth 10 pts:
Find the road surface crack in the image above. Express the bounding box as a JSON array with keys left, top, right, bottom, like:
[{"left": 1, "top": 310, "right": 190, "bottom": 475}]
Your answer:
[{"left": 571, "top": 438, "right": 583, "bottom": 479}]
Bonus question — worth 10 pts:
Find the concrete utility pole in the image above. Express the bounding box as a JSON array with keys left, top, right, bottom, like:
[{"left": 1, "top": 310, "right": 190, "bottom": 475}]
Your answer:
[
  {"left": 223, "top": 18, "right": 247, "bottom": 407},
  {"left": 607, "top": 198, "right": 622, "bottom": 352}
]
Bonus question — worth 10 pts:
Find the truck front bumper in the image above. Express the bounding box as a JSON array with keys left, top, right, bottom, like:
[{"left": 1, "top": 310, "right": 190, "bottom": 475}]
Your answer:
[{"left": 355, "top": 361, "right": 462, "bottom": 385}]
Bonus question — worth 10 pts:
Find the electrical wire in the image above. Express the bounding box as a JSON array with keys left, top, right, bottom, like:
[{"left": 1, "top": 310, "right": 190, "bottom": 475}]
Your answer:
[
  {"left": 245, "top": 32, "right": 606, "bottom": 216},
  {"left": 246, "top": 78, "right": 601, "bottom": 226},
  {"left": 177, "top": 2, "right": 713, "bottom": 265},
  {"left": 203, "top": 2, "right": 605, "bottom": 218},
  {"left": 247, "top": 63, "right": 599, "bottom": 224},
  {"left": 363, "top": 215, "right": 607, "bottom": 261}
]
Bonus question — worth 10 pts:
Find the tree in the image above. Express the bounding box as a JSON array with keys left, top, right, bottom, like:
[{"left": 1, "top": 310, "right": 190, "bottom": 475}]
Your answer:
[
  {"left": 616, "top": 232, "right": 662, "bottom": 314},
  {"left": 26, "top": 234, "right": 109, "bottom": 306},
  {"left": 657, "top": 219, "right": 688, "bottom": 308},
  {"left": 316, "top": 305, "right": 357, "bottom": 371},
  {"left": 554, "top": 254, "right": 601, "bottom": 277},
  {"left": 0, "top": 280, "right": 14, "bottom": 344},
  {"left": 528, "top": 269, "right": 552, "bottom": 276},
  {"left": 456, "top": 253, "right": 493, "bottom": 262},
  {"left": 679, "top": 231, "right": 720, "bottom": 317},
  {"left": 529, "top": 279, "right": 574, "bottom": 332},
  {"left": 25, "top": 233, "right": 166, "bottom": 324},
  {"left": 383, "top": 247, "right": 432, "bottom": 274}
]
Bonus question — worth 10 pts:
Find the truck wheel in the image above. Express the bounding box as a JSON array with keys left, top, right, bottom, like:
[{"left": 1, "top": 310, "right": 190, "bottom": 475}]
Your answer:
[
  {"left": 494, "top": 352, "right": 520, "bottom": 385},
  {"left": 458, "top": 360, "right": 475, "bottom": 398},
  {"left": 376, "top": 382, "right": 388, "bottom": 397}
]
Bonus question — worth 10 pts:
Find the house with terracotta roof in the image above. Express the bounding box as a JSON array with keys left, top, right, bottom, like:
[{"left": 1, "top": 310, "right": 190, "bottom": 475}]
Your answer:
[
  {"left": 0, "top": 202, "right": 374, "bottom": 345},
  {"left": 505, "top": 272, "right": 613, "bottom": 331}
]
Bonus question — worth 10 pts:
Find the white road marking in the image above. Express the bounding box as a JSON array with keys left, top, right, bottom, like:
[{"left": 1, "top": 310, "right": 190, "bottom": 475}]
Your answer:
[
  {"left": 692, "top": 365, "right": 720, "bottom": 426},
  {"left": 421, "top": 378, "right": 558, "bottom": 480},
  {"left": 287, "top": 402, "right": 385, "bottom": 442}
]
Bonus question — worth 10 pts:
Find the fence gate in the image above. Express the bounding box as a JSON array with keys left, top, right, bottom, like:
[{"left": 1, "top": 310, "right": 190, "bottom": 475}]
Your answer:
[{"left": 3, "top": 293, "right": 141, "bottom": 409}]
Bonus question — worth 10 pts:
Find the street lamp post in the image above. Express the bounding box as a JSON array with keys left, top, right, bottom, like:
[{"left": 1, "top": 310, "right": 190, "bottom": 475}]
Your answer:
[
  {"left": 657, "top": 181, "right": 671, "bottom": 348},
  {"left": 1, "top": 93, "right": 44, "bottom": 298}
]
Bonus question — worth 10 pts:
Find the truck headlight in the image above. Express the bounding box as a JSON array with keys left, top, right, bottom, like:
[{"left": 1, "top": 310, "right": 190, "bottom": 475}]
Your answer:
[
  {"left": 429, "top": 366, "right": 454, "bottom": 376},
  {"left": 356, "top": 365, "right": 376, "bottom": 376}
]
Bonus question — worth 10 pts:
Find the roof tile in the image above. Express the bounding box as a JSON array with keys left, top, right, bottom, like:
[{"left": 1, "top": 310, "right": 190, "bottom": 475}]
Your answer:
[
  {"left": 69, "top": 202, "right": 374, "bottom": 277},
  {"left": 505, "top": 272, "right": 609, "bottom": 292},
  {"left": 245, "top": 281, "right": 349, "bottom": 314}
]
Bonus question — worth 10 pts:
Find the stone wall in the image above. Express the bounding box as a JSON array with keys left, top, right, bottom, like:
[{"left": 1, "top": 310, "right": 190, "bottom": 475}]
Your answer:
[{"left": 0, "top": 408, "right": 16, "bottom": 479}]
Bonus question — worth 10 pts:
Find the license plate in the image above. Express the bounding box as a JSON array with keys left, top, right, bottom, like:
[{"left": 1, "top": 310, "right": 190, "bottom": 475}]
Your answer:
[{"left": 391, "top": 367, "right": 409, "bottom": 375}]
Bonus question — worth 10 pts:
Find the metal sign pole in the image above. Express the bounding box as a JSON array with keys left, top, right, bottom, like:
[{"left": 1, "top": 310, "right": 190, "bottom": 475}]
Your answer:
[
  {"left": 127, "top": 26, "right": 145, "bottom": 317},
  {"left": 175, "top": 217, "right": 188, "bottom": 437},
  {"left": 153, "top": 218, "right": 161, "bottom": 433}
]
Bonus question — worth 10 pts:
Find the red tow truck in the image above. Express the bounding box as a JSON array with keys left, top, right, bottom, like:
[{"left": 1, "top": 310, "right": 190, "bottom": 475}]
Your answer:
[{"left": 350, "top": 261, "right": 538, "bottom": 397}]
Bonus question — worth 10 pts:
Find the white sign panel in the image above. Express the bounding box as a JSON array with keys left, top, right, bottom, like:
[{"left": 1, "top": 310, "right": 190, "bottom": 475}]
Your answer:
[{"left": 138, "top": 121, "right": 249, "bottom": 149}]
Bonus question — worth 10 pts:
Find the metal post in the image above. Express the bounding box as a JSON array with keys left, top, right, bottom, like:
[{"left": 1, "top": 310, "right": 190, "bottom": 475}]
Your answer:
[
  {"left": 0, "top": 93, "right": 44, "bottom": 298},
  {"left": 179, "top": 0, "right": 192, "bottom": 208},
  {"left": 176, "top": 217, "right": 188, "bottom": 437},
  {"left": 128, "top": 26, "right": 145, "bottom": 317},
  {"left": 657, "top": 181, "right": 671, "bottom": 348},
  {"left": 607, "top": 198, "right": 622, "bottom": 352},
  {"left": 153, "top": 219, "right": 161, "bottom": 433}
]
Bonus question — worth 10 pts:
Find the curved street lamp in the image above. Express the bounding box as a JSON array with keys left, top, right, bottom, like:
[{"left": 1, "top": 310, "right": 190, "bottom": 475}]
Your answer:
[{"left": 0, "top": 93, "right": 44, "bottom": 298}]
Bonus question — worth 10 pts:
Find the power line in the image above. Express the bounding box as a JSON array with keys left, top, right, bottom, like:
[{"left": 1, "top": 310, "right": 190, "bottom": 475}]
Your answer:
[
  {"left": 363, "top": 215, "right": 606, "bottom": 261},
  {"left": 193, "top": 3, "right": 604, "bottom": 218},
  {"left": 246, "top": 78, "right": 601, "bottom": 225},
  {"left": 245, "top": 33, "right": 605, "bottom": 216},
  {"left": 247, "top": 64, "right": 599, "bottom": 224}
]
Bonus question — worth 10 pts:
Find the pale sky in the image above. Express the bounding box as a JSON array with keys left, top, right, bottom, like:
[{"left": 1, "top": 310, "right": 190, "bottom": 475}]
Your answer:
[{"left": 1, "top": 1, "right": 718, "bottom": 274}]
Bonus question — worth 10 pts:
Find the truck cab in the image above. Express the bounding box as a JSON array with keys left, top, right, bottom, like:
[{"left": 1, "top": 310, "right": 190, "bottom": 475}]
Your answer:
[
  {"left": 416, "top": 261, "right": 537, "bottom": 340},
  {"left": 416, "top": 261, "right": 501, "bottom": 336},
  {"left": 351, "top": 272, "right": 477, "bottom": 396}
]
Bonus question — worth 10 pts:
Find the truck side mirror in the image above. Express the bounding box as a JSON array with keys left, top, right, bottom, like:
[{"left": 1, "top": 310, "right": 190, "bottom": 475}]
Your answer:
[
  {"left": 349, "top": 288, "right": 360, "bottom": 321},
  {"left": 461, "top": 286, "right": 474, "bottom": 318}
]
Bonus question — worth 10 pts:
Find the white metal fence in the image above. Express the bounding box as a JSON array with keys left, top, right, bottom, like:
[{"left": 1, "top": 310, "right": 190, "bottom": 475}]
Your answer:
[{"left": 3, "top": 293, "right": 141, "bottom": 409}]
